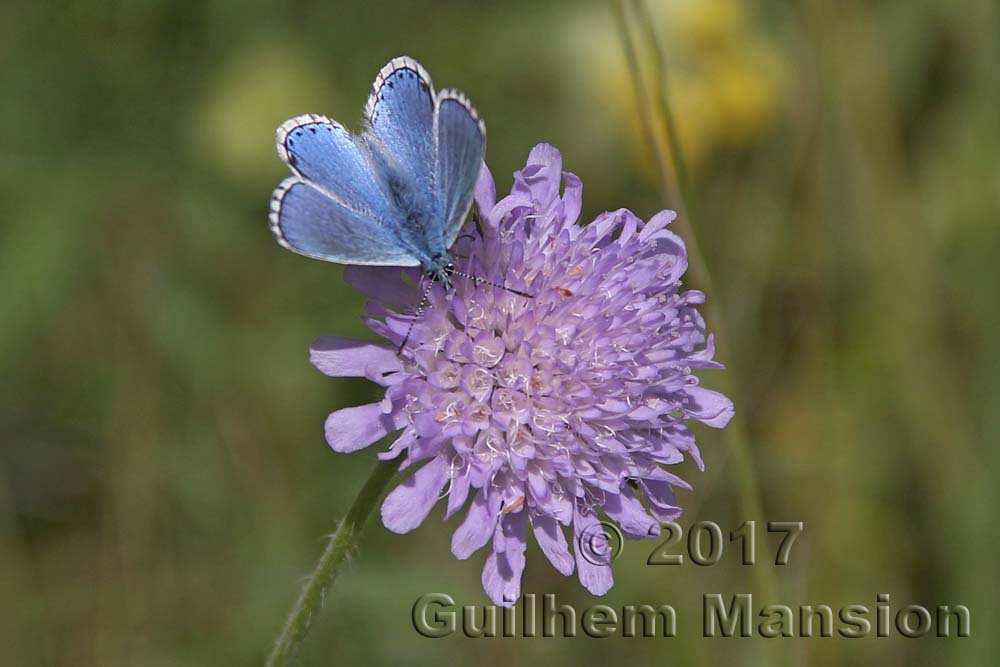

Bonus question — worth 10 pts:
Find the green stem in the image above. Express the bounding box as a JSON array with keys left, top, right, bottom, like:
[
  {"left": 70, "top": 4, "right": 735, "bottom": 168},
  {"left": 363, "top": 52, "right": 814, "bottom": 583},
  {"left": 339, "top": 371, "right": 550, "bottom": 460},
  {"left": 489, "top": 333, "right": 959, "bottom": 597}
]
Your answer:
[
  {"left": 266, "top": 457, "right": 399, "bottom": 667},
  {"left": 611, "top": 0, "right": 675, "bottom": 206},
  {"left": 612, "top": 0, "right": 711, "bottom": 294},
  {"left": 613, "top": 0, "right": 777, "bottom": 609},
  {"left": 631, "top": 0, "right": 709, "bottom": 293}
]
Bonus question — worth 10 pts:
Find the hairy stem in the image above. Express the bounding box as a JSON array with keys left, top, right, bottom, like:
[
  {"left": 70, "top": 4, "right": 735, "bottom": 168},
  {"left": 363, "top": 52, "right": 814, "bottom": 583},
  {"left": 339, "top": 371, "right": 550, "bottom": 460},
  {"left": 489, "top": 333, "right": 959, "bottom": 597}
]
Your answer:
[{"left": 266, "top": 457, "right": 399, "bottom": 667}]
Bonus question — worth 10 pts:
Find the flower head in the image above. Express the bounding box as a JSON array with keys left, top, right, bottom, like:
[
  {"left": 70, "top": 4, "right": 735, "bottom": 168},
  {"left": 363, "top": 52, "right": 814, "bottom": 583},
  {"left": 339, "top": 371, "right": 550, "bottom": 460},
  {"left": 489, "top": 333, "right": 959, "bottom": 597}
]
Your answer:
[{"left": 312, "top": 144, "right": 733, "bottom": 605}]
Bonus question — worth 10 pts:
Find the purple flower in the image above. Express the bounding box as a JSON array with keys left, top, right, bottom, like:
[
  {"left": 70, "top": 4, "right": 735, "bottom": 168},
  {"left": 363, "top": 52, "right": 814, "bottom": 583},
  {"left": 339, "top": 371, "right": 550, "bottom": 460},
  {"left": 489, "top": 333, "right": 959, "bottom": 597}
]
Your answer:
[{"left": 312, "top": 144, "right": 733, "bottom": 606}]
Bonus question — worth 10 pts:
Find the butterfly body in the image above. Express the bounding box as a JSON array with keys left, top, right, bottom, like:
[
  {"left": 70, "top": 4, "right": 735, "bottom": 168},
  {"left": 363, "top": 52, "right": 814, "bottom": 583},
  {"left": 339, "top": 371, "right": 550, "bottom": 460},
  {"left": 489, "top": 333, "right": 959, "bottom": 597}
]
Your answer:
[
  {"left": 363, "top": 133, "right": 452, "bottom": 282},
  {"left": 269, "top": 57, "right": 485, "bottom": 289}
]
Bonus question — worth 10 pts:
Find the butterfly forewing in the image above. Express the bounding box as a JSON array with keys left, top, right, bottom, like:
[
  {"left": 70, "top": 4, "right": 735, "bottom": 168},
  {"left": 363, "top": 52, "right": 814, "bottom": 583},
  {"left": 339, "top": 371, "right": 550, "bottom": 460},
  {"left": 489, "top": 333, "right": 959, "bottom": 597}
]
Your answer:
[
  {"left": 435, "top": 91, "right": 486, "bottom": 248},
  {"left": 277, "top": 114, "right": 388, "bottom": 217},
  {"left": 365, "top": 57, "right": 437, "bottom": 201}
]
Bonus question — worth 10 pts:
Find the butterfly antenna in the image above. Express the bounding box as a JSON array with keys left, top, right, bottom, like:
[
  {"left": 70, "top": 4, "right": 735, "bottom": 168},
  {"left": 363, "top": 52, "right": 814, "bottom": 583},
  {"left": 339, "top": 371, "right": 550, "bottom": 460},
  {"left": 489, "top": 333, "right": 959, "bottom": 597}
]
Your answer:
[
  {"left": 448, "top": 268, "right": 533, "bottom": 299},
  {"left": 397, "top": 276, "right": 436, "bottom": 353}
]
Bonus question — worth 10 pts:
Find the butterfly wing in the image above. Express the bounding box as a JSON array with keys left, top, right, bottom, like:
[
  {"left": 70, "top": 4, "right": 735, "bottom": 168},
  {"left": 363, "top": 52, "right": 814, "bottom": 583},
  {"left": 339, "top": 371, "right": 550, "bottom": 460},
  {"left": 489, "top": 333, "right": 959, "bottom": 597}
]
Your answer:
[
  {"left": 270, "top": 114, "right": 419, "bottom": 266},
  {"left": 435, "top": 91, "right": 485, "bottom": 248},
  {"left": 270, "top": 177, "right": 420, "bottom": 266},
  {"left": 365, "top": 57, "right": 485, "bottom": 255},
  {"left": 364, "top": 57, "right": 437, "bottom": 200}
]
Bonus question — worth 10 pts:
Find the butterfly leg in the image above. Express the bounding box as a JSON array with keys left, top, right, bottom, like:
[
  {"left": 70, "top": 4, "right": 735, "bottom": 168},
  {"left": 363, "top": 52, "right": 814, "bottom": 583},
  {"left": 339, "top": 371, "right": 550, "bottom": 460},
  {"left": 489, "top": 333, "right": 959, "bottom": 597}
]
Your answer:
[{"left": 397, "top": 275, "right": 437, "bottom": 354}]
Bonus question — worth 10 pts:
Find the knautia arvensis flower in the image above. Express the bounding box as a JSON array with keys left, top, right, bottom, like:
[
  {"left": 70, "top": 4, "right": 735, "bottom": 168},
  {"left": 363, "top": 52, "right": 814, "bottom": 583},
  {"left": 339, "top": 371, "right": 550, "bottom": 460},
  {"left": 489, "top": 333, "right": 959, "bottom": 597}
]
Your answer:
[{"left": 311, "top": 144, "right": 733, "bottom": 606}]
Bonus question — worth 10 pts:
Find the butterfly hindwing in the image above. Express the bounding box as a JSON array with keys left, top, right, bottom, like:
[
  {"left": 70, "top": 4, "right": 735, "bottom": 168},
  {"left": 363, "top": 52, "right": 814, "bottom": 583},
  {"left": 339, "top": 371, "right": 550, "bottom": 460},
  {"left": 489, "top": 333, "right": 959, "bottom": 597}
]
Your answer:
[
  {"left": 436, "top": 91, "right": 486, "bottom": 248},
  {"left": 270, "top": 177, "right": 420, "bottom": 266}
]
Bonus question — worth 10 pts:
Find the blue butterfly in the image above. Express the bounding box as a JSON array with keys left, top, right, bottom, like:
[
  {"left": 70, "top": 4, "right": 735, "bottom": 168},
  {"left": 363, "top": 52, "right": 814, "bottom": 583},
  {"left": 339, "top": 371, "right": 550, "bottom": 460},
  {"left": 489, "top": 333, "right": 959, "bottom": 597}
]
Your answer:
[{"left": 269, "top": 56, "right": 485, "bottom": 288}]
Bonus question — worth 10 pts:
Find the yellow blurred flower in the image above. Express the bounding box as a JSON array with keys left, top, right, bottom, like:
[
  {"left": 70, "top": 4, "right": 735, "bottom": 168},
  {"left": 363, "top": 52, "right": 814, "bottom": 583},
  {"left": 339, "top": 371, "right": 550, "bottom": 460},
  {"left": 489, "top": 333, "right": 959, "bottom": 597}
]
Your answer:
[{"left": 565, "top": 0, "right": 785, "bottom": 174}]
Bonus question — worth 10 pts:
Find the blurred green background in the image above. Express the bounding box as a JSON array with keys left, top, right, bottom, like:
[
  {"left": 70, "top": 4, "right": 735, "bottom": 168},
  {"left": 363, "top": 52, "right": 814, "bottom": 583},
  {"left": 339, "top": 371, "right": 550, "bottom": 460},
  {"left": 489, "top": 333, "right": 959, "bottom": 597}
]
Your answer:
[{"left": 2, "top": 0, "right": 998, "bottom": 665}]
